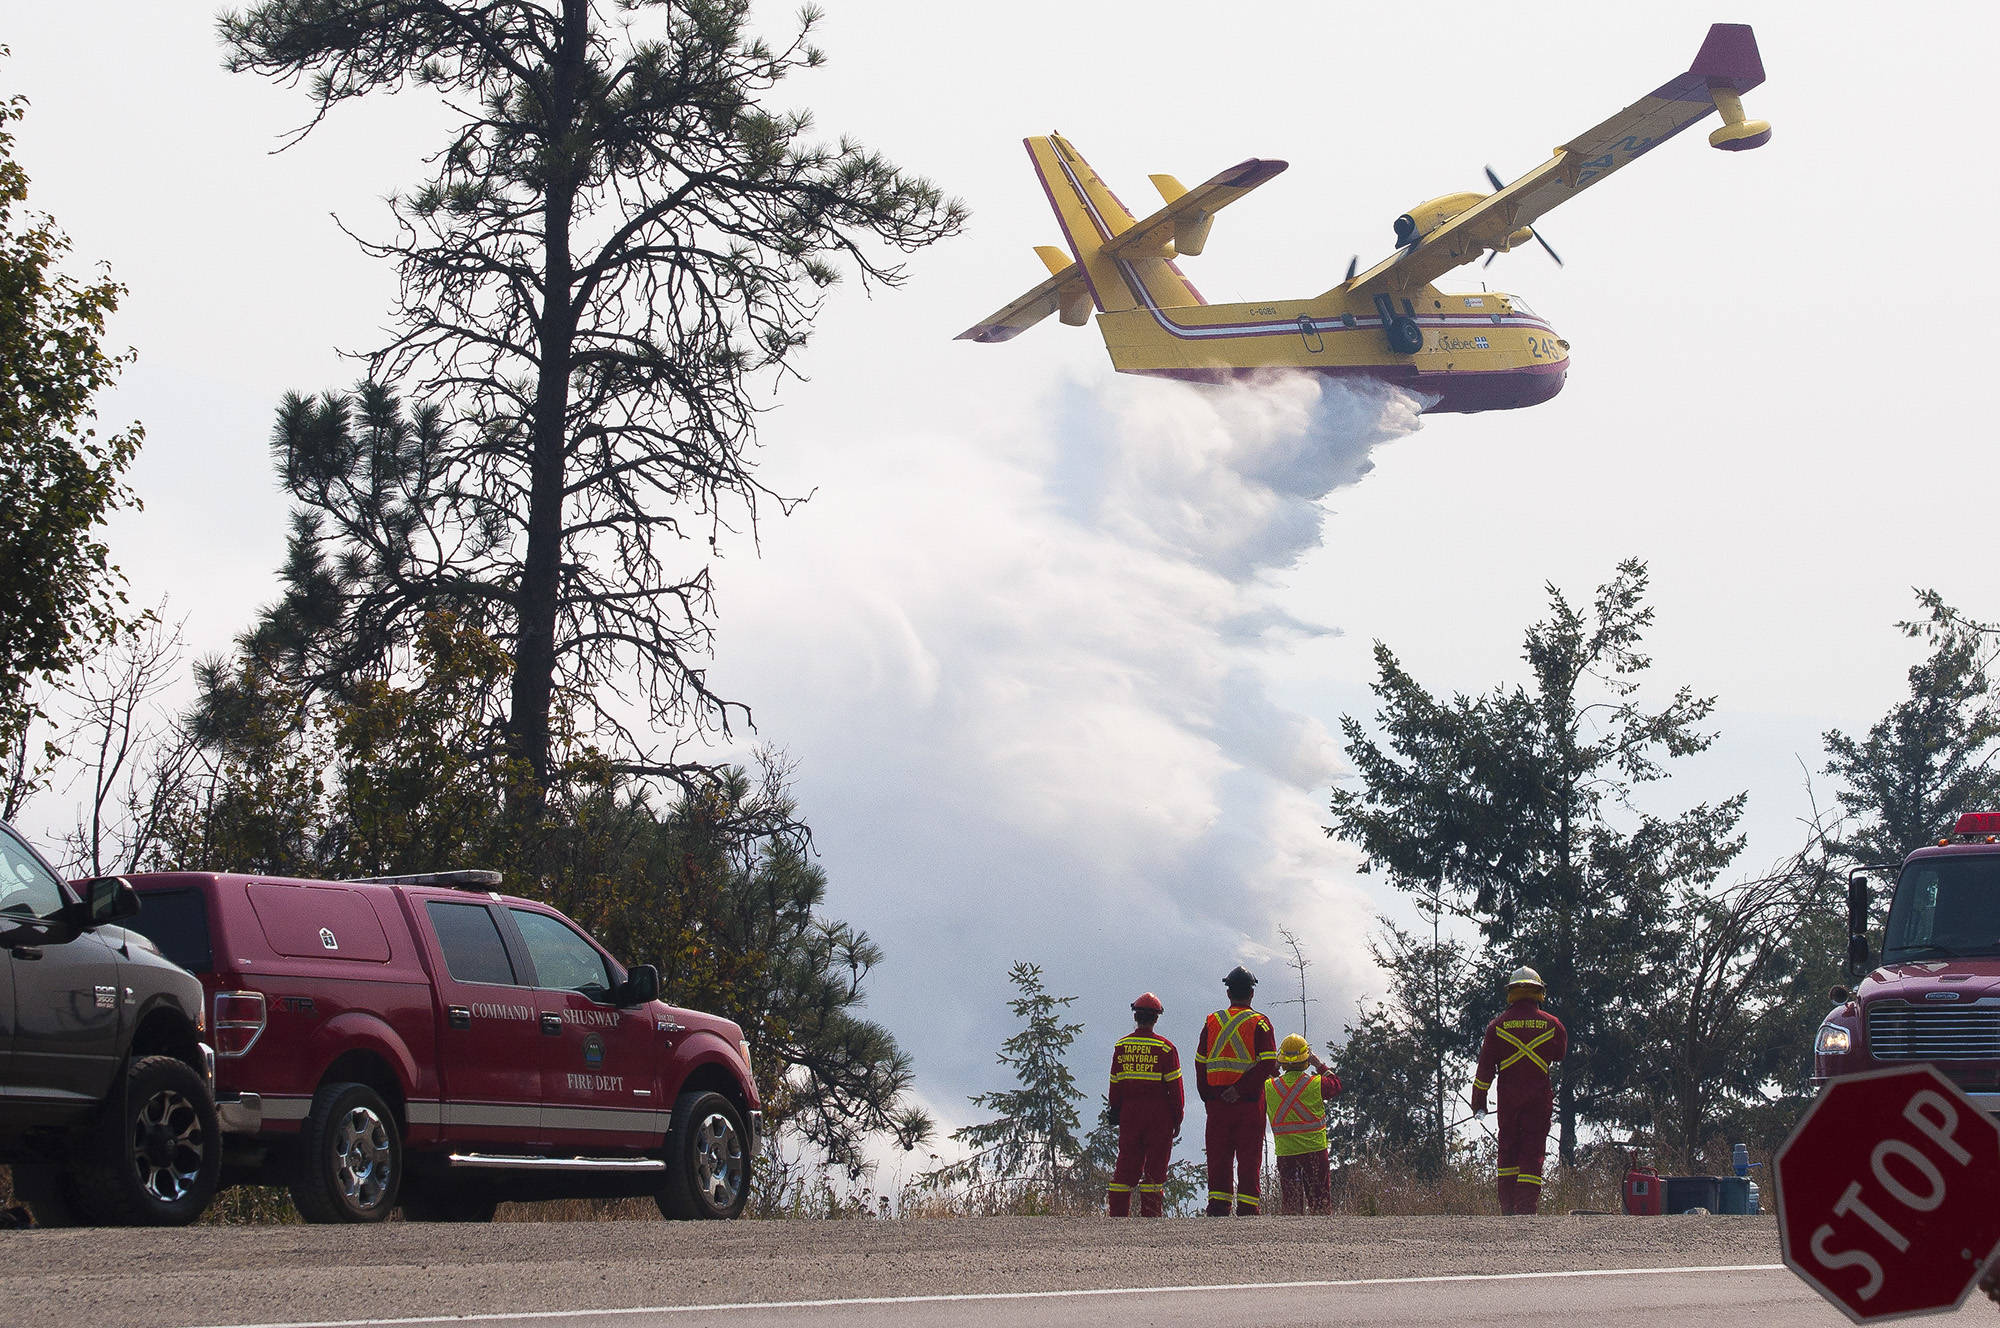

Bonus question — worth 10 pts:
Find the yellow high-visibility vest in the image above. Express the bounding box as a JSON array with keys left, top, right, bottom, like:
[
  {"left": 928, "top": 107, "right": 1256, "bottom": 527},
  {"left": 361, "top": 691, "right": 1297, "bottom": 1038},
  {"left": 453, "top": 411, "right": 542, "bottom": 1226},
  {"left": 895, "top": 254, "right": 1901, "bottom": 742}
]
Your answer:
[{"left": 1263, "top": 1070, "right": 1328, "bottom": 1156}]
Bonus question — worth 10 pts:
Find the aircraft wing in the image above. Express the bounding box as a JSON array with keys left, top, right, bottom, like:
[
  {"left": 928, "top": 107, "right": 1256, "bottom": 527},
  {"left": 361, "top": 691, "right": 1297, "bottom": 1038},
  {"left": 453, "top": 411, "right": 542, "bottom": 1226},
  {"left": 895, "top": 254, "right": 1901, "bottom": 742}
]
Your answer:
[
  {"left": 1348, "top": 23, "right": 1767, "bottom": 300},
  {"left": 1101, "top": 158, "right": 1288, "bottom": 260},
  {"left": 956, "top": 260, "right": 1096, "bottom": 342}
]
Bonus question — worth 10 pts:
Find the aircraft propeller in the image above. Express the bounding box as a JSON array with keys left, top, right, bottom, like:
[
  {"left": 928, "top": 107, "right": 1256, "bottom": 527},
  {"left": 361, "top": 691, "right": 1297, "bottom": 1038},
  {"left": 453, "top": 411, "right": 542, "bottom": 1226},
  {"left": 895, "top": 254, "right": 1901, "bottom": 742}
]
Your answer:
[
  {"left": 1345, "top": 255, "right": 1358, "bottom": 283},
  {"left": 1481, "top": 165, "right": 1563, "bottom": 267}
]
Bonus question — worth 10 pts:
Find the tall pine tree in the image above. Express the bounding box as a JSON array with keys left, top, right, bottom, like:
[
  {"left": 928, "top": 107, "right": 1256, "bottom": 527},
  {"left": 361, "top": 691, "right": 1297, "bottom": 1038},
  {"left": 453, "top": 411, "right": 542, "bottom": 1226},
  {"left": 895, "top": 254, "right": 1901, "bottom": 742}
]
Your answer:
[{"left": 218, "top": 2, "right": 964, "bottom": 814}]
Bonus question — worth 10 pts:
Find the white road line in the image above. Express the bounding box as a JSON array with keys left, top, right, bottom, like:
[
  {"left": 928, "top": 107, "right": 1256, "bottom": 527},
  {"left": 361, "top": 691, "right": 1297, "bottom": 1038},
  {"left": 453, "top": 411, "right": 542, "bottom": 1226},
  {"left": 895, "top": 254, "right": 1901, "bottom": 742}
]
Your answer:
[{"left": 186, "top": 1262, "right": 1789, "bottom": 1328}]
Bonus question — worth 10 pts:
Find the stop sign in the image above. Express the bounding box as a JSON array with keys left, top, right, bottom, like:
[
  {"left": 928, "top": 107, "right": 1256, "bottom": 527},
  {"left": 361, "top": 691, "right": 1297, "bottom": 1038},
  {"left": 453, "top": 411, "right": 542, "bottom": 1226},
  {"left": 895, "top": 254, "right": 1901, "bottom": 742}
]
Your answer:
[{"left": 1777, "top": 1064, "right": 2000, "bottom": 1322}]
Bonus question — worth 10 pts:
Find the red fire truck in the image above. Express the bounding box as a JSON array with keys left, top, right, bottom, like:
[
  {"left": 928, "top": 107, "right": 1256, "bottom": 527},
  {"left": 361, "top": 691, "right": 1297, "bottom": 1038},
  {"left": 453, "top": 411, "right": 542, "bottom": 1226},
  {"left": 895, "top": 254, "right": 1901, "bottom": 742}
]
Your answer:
[{"left": 1812, "top": 812, "right": 2000, "bottom": 1117}]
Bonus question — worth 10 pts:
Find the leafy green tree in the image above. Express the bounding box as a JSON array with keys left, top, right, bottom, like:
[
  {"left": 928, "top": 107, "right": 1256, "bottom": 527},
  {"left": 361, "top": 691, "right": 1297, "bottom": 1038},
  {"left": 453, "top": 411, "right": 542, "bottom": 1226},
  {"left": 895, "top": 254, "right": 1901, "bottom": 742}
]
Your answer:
[
  {"left": 1328, "top": 891, "right": 1478, "bottom": 1178},
  {"left": 1329, "top": 559, "right": 1746, "bottom": 1163},
  {"left": 0, "top": 67, "right": 143, "bottom": 791},
  {"left": 934, "top": 963, "right": 1091, "bottom": 1207},
  {"left": 1824, "top": 607, "right": 2000, "bottom": 867},
  {"left": 542, "top": 756, "right": 933, "bottom": 1173},
  {"left": 217, "top": 2, "right": 964, "bottom": 809},
  {"left": 1625, "top": 823, "right": 1843, "bottom": 1168}
]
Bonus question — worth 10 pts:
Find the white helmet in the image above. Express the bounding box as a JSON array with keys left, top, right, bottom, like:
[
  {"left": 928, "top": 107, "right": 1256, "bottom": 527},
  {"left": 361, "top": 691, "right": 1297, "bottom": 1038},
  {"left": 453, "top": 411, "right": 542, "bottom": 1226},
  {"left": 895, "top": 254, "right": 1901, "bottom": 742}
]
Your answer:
[{"left": 1507, "top": 966, "right": 1545, "bottom": 997}]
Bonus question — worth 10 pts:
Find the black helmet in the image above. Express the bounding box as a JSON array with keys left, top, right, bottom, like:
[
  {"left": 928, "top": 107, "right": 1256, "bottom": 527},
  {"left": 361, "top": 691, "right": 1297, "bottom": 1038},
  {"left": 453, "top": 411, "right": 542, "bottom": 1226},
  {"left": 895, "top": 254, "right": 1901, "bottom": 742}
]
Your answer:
[{"left": 1224, "top": 965, "right": 1258, "bottom": 991}]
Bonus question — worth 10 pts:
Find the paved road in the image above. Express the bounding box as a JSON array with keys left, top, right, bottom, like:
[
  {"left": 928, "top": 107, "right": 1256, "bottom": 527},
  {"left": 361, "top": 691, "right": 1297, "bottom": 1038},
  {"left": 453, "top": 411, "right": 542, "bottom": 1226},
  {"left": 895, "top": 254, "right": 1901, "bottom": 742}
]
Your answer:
[{"left": 0, "top": 1213, "right": 1972, "bottom": 1327}]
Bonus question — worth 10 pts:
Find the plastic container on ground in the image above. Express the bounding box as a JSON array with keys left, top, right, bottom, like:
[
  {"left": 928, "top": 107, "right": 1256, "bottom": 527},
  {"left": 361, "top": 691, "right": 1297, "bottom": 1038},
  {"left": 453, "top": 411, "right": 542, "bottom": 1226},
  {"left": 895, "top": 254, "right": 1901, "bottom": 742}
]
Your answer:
[
  {"left": 1715, "top": 1176, "right": 1751, "bottom": 1214},
  {"left": 1665, "top": 1175, "right": 1721, "bottom": 1214}
]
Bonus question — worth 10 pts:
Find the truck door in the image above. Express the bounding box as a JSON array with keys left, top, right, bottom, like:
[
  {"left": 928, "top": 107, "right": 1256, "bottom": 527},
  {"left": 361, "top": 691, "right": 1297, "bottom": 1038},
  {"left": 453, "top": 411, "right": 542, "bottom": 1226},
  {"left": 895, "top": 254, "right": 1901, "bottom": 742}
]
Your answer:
[
  {"left": 418, "top": 897, "right": 550, "bottom": 1149},
  {"left": 505, "top": 906, "right": 662, "bottom": 1151},
  {"left": 0, "top": 827, "right": 120, "bottom": 1105}
]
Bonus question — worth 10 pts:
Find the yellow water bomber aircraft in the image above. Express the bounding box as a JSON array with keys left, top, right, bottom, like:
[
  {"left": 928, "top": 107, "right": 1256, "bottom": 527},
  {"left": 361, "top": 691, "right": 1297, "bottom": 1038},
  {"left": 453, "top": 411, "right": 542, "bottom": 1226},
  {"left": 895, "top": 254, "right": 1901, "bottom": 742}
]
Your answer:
[{"left": 958, "top": 23, "right": 1770, "bottom": 415}]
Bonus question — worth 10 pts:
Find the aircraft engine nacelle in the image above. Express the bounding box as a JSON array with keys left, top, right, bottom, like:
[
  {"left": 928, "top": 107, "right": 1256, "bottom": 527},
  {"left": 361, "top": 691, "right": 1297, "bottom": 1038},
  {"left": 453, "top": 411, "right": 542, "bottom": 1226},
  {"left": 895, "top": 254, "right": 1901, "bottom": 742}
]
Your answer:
[{"left": 1393, "top": 191, "right": 1488, "bottom": 247}]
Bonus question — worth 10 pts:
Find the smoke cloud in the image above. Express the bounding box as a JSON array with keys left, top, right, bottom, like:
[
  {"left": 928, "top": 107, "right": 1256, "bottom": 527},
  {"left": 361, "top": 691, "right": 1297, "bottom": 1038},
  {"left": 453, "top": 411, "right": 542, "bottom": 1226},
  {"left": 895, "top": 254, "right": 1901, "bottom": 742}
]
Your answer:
[{"left": 719, "top": 369, "right": 1428, "bottom": 1138}]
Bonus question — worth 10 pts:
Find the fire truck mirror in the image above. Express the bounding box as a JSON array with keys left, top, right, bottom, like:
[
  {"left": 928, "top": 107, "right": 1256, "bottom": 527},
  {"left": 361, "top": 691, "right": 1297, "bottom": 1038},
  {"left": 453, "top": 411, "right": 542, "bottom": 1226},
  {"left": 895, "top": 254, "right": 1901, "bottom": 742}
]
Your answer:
[
  {"left": 1846, "top": 934, "right": 1870, "bottom": 975},
  {"left": 1846, "top": 870, "right": 1870, "bottom": 937}
]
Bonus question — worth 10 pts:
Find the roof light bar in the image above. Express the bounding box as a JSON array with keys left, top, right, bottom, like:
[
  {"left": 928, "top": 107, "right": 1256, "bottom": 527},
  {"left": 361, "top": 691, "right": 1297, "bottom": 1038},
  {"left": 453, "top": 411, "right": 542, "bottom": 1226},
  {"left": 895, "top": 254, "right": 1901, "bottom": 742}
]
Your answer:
[{"left": 344, "top": 870, "right": 503, "bottom": 890}]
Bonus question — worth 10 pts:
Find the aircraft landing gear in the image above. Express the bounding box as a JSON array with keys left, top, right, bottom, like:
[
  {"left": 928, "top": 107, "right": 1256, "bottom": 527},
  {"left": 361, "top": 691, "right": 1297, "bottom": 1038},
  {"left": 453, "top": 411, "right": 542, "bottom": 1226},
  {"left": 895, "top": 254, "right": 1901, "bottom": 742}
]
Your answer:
[{"left": 1374, "top": 294, "right": 1424, "bottom": 355}]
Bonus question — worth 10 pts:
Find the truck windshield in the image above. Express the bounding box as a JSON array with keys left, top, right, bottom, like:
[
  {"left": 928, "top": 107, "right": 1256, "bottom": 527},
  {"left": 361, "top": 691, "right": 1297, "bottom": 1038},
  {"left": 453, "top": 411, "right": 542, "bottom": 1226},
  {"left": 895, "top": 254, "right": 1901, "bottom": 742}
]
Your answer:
[{"left": 1883, "top": 856, "right": 2000, "bottom": 963}]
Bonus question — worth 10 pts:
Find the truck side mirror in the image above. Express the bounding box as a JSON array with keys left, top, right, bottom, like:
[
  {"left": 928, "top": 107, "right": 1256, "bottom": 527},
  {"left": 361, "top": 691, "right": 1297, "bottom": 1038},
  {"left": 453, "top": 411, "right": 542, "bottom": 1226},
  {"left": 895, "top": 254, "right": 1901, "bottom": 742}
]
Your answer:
[
  {"left": 615, "top": 963, "right": 660, "bottom": 1008},
  {"left": 48, "top": 877, "right": 140, "bottom": 938},
  {"left": 1845, "top": 869, "right": 1871, "bottom": 978},
  {"left": 88, "top": 877, "right": 141, "bottom": 927}
]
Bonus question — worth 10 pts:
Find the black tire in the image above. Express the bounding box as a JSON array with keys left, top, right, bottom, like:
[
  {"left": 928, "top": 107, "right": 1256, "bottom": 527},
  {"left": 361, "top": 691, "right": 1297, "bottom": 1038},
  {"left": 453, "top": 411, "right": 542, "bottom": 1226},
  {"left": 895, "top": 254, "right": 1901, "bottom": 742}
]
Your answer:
[
  {"left": 399, "top": 1177, "right": 498, "bottom": 1223},
  {"left": 10, "top": 1163, "right": 81, "bottom": 1228},
  {"left": 289, "top": 1082, "right": 402, "bottom": 1223},
  {"left": 1387, "top": 317, "right": 1424, "bottom": 355},
  {"left": 654, "top": 1091, "right": 750, "bottom": 1220},
  {"left": 66, "top": 1055, "right": 220, "bottom": 1226}
]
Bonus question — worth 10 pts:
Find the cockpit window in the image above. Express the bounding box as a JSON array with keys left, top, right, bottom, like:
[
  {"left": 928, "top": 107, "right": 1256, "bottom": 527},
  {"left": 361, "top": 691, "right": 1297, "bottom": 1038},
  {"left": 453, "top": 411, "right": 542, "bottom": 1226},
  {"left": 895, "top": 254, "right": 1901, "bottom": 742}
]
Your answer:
[{"left": 1884, "top": 856, "right": 2000, "bottom": 961}]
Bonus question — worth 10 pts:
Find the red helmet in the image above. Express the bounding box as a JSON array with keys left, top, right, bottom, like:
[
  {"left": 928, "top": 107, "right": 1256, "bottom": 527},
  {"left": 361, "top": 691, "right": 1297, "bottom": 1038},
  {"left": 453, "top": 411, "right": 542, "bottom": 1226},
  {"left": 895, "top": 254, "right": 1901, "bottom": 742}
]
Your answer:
[{"left": 1131, "top": 992, "right": 1164, "bottom": 1015}]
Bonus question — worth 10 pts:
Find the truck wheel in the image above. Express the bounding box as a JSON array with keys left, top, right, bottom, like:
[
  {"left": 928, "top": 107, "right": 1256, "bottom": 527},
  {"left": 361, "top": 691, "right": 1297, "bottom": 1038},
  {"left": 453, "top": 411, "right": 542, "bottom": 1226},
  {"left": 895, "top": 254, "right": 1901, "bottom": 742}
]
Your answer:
[
  {"left": 289, "top": 1082, "right": 402, "bottom": 1223},
  {"left": 399, "top": 1179, "right": 498, "bottom": 1223},
  {"left": 67, "top": 1055, "right": 221, "bottom": 1226},
  {"left": 655, "top": 1091, "right": 750, "bottom": 1220}
]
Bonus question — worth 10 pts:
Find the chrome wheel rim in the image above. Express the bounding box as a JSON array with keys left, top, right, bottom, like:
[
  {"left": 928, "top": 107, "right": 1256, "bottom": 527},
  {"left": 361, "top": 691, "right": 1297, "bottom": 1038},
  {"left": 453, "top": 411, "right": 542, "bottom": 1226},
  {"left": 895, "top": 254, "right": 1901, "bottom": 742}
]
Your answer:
[
  {"left": 132, "top": 1086, "right": 205, "bottom": 1204},
  {"left": 332, "top": 1104, "right": 394, "bottom": 1211},
  {"left": 691, "top": 1110, "right": 744, "bottom": 1211}
]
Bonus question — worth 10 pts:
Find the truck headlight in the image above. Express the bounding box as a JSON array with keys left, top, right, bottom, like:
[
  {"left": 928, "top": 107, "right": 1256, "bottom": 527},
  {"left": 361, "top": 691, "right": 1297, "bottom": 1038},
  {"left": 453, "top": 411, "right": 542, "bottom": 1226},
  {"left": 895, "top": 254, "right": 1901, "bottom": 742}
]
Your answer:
[{"left": 1815, "top": 1023, "right": 1852, "bottom": 1054}]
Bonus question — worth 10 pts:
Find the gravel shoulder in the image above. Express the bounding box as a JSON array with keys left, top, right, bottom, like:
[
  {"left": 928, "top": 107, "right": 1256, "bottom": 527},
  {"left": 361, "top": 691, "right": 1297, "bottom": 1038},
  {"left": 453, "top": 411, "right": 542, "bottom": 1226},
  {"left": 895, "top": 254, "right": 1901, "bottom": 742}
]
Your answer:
[{"left": 3, "top": 1214, "right": 1781, "bottom": 1328}]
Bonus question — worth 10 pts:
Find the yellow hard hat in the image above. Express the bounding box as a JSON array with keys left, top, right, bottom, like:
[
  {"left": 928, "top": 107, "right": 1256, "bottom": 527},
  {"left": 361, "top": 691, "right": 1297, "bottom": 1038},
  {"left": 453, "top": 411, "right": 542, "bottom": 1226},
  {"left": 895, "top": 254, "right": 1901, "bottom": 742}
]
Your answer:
[{"left": 1279, "top": 1034, "right": 1311, "bottom": 1064}]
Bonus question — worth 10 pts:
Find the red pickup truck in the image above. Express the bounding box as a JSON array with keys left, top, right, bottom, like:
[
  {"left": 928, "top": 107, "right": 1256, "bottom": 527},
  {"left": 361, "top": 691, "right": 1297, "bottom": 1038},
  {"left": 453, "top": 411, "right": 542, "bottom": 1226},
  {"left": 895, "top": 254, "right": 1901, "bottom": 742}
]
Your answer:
[{"left": 120, "top": 869, "right": 760, "bottom": 1222}]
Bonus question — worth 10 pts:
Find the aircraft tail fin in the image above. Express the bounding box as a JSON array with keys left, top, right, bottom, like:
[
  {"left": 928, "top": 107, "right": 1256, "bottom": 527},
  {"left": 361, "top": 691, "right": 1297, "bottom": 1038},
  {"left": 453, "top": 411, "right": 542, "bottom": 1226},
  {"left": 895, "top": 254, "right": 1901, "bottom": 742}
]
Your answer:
[
  {"left": 1026, "top": 134, "right": 1205, "bottom": 315},
  {"left": 958, "top": 135, "right": 1284, "bottom": 341}
]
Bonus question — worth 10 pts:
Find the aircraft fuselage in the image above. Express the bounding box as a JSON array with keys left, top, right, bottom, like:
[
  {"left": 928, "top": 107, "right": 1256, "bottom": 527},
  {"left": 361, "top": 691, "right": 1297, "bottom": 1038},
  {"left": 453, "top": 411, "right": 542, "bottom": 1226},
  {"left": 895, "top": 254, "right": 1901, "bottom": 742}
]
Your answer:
[{"left": 1096, "top": 286, "right": 1568, "bottom": 415}]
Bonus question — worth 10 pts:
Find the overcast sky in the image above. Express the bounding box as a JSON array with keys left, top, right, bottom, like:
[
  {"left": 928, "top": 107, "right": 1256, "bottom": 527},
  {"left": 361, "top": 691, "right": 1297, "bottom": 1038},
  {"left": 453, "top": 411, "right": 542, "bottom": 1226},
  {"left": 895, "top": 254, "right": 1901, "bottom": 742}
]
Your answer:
[{"left": 7, "top": 1, "right": 1994, "bottom": 1173}]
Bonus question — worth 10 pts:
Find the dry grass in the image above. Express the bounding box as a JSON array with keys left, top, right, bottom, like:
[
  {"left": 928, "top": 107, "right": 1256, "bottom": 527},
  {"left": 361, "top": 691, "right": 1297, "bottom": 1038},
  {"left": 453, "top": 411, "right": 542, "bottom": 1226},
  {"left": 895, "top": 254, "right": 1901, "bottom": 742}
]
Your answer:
[{"left": 1, "top": 1142, "right": 1697, "bottom": 1225}]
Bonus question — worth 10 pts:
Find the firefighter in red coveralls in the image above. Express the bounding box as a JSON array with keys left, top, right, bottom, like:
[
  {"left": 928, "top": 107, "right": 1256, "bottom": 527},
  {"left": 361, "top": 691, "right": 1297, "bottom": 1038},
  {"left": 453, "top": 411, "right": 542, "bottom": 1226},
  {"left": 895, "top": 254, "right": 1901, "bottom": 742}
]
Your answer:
[
  {"left": 1470, "top": 967, "right": 1567, "bottom": 1215},
  {"left": 1195, "top": 966, "right": 1278, "bottom": 1216},
  {"left": 1106, "top": 992, "right": 1183, "bottom": 1217}
]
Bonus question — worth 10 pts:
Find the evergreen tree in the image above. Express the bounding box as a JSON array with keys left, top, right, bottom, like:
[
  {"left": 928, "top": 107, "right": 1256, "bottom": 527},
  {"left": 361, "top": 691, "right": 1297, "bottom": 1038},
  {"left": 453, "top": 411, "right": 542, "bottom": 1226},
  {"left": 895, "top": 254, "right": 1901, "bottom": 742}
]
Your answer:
[
  {"left": 938, "top": 963, "right": 1090, "bottom": 1207},
  {"left": 1329, "top": 559, "right": 1745, "bottom": 1163},
  {"left": 1824, "top": 607, "right": 2000, "bottom": 866},
  {"left": 217, "top": 2, "right": 964, "bottom": 813},
  {"left": 0, "top": 64, "right": 143, "bottom": 796}
]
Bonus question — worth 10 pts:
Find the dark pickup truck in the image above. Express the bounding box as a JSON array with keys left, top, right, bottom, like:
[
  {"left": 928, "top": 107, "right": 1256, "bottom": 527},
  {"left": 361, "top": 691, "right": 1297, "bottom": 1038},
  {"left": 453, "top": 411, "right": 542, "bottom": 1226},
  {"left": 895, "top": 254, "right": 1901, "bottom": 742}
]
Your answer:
[
  {"left": 122, "top": 869, "right": 761, "bottom": 1222},
  {"left": 0, "top": 821, "right": 219, "bottom": 1225}
]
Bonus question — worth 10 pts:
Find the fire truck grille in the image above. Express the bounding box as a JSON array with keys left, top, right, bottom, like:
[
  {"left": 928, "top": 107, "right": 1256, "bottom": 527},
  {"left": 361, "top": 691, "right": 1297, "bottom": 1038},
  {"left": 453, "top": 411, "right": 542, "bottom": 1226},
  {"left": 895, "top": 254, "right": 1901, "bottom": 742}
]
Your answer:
[{"left": 1866, "top": 1000, "right": 2000, "bottom": 1061}]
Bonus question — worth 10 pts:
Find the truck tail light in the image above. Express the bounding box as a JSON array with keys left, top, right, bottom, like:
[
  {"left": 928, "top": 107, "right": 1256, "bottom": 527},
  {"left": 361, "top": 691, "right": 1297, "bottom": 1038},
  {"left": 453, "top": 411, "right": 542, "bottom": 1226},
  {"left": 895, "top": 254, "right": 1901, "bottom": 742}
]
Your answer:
[{"left": 214, "top": 990, "right": 268, "bottom": 1058}]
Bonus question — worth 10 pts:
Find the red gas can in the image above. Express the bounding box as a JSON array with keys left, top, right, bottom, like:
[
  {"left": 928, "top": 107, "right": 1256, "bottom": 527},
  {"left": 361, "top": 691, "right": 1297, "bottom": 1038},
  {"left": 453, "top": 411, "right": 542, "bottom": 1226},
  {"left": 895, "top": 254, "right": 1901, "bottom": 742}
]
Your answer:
[{"left": 1622, "top": 1166, "right": 1663, "bottom": 1216}]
